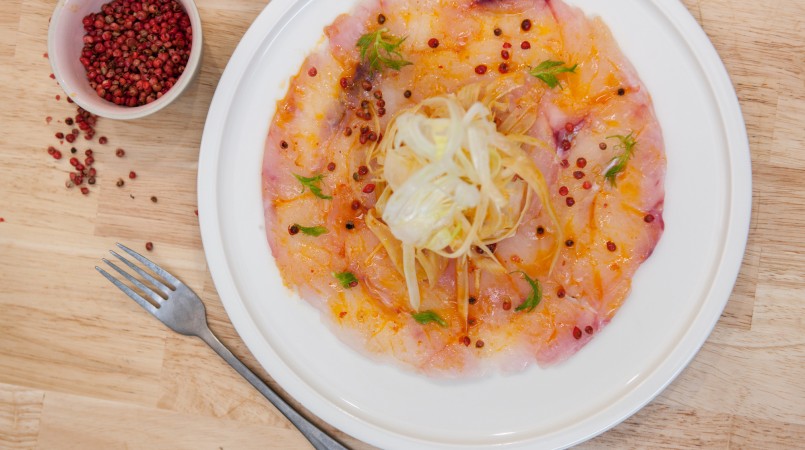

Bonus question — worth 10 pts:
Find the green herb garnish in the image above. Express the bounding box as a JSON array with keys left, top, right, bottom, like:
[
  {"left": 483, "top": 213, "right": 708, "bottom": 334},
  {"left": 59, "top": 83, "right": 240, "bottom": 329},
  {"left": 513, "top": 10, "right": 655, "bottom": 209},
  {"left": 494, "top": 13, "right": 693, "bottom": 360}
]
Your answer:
[
  {"left": 411, "top": 310, "right": 448, "bottom": 327},
  {"left": 294, "top": 224, "right": 329, "bottom": 237},
  {"left": 511, "top": 271, "right": 543, "bottom": 313},
  {"left": 356, "top": 28, "right": 413, "bottom": 72},
  {"left": 604, "top": 132, "right": 637, "bottom": 186},
  {"left": 528, "top": 60, "right": 578, "bottom": 89},
  {"left": 333, "top": 271, "right": 358, "bottom": 288},
  {"left": 293, "top": 173, "right": 332, "bottom": 200}
]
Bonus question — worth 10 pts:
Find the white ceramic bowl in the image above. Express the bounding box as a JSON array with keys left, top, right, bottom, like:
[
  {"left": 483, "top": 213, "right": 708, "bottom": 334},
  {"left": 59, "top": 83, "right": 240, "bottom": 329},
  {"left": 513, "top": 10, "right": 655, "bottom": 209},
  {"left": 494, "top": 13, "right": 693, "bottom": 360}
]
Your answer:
[{"left": 47, "top": 0, "right": 203, "bottom": 120}]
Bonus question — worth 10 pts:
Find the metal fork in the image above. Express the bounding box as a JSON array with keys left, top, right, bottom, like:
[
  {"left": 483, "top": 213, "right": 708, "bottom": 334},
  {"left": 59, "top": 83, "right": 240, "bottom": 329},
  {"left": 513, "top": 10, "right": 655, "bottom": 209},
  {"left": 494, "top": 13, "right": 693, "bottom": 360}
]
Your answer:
[{"left": 96, "top": 243, "right": 348, "bottom": 450}]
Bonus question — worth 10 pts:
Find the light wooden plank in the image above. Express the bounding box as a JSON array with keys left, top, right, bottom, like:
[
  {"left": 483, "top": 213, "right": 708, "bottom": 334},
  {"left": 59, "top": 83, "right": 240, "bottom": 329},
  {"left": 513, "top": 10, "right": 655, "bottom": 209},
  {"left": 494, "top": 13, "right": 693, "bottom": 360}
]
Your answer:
[
  {"left": 0, "top": 384, "right": 43, "bottom": 450},
  {"left": 36, "top": 391, "right": 311, "bottom": 450}
]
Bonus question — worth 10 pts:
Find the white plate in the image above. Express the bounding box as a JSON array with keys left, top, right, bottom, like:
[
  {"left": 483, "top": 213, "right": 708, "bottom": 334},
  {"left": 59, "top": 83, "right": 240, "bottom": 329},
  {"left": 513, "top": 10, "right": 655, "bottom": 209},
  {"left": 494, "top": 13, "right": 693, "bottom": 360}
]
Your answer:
[{"left": 198, "top": 0, "right": 751, "bottom": 448}]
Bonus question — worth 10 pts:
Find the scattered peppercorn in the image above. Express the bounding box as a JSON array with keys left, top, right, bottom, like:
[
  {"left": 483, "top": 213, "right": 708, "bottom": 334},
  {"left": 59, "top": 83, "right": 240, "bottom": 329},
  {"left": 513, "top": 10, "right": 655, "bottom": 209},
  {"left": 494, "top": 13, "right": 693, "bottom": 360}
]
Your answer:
[
  {"left": 559, "top": 186, "right": 569, "bottom": 196},
  {"left": 498, "top": 62, "right": 509, "bottom": 74},
  {"left": 503, "top": 42, "right": 512, "bottom": 49},
  {"left": 150, "top": 196, "right": 158, "bottom": 203},
  {"left": 644, "top": 214, "right": 656, "bottom": 223},
  {"left": 618, "top": 88, "right": 626, "bottom": 96},
  {"left": 404, "top": 89, "right": 412, "bottom": 98},
  {"left": 344, "top": 127, "right": 353, "bottom": 137},
  {"left": 288, "top": 224, "right": 300, "bottom": 235},
  {"left": 599, "top": 142, "right": 608, "bottom": 150},
  {"left": 116, "top": 178, "right": 125, "bottom": 187},
  {"left": 583, "top": 181, "right": 592, "bottom": 190},
  {"left": 116, "top": 148, "right": 125, "bottom": 157},
  {"left": 560, "top": 159, "right": 570, "bottom": 168},
  {"left": 461, "top": 336, "right": 471, "bottom": 346},
  {"left": 55, "top": 132, "right": 65, "bottom": 139},
  {"left": 349, "top": 280, "right": 359, "bottom": 288},
  {"left": 361, "top": 80, "right": 372, "bottom": 91},
  {"left": 502, "top": 300, "right": 512, "bottom": 311},
  {"left": 521, "top": 40, "right": 531, "bottom": 49},
  {"left": 521, "top": 19, "right": 532, "bottom": 31},
  {"left": 573, "top": 171, "right": 585, "bottom": 180},
  {"left": 561, "top": 139, "right": 572, "bottom": 151},
  {"left": 81, "top": 187, "right": 90, "bottom": 195},
  {"left": 468, "top": 296, "right": 478, "bottom": 305},
  {"left": 494, "top": 27, "right": 502, "bottom": 36},
  {"left": 565, "top": 239, "right": 575, "bottom": 247},
  {"left": 557, "top": 287, "right": 566, "bottom": 298},
  {"left": 351, "top": 200, "right": 361, "bottom": 210},
  {"left": 358, "top": 165, "right": 369, "bottom": 176},
  {"left": 566, "top": 197, "right": 575, "bottom": 207},
  {"left": 71, "top": 147, "right": 77, "bottom": 154},
  {"left": 501, "top": 49, "right": 510, "bottom": 60},
  {"left": 585, "top": 326, "right": 594, "bottom": 335},
  {"left": 607, "top": 241, "right": 617, "bottom": 252},
  {"left": 280, "top": 140, "right": 288, "bottom": 149},
  {"left": 536, "top": 226, "right": 545, "bottom": 236},
  {"left": 345, "top": 221, "right": 355, "bottom": 230},
  {"left": 327, "top": 162, "right": 336, "bottom": 171},
  {"left": 475, "top": 65, "right": 488, "bottom": 75},
  {"left": 98, "top": 136, "right": 108, "bottom": 145},
  {"left": 377, "top": 13, "right": 386, "bottom": 24},
  {"left": 362, "top": 183, "right": 376, "bottom": 194},
  {"left": 428, "top": 38, "right": 439, "bottom": 48},
  {"left": 573, "top": 326, "right": 582, "bottom": 339},
  {"left": 475, "top": 340, "right": 485, "bottom": 348},
  {"left": 129, "top": 171, "right": 137, "bottom": 179},
  {"left": 145, "top": 242, "right": 154, "bottom": 251},
  {"left": 576, "top": 158, "right": 587, "bottom": 168}
]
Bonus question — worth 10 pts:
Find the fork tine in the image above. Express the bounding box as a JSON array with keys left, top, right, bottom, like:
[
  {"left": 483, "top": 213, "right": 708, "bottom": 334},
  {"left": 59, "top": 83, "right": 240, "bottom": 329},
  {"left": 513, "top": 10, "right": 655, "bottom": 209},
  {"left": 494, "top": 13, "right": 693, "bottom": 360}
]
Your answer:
[
  {"left": 96, "top": 266, "right": 158, "bottom": 316},
  {"left": 102, "top": 258, "right": 166, "bottom": 306},
  {"left": 110, "top": 250, "right": 171, "bottom": 297},
  {"left": 116, "top": 242, "right": 180, "bottom": 286}
]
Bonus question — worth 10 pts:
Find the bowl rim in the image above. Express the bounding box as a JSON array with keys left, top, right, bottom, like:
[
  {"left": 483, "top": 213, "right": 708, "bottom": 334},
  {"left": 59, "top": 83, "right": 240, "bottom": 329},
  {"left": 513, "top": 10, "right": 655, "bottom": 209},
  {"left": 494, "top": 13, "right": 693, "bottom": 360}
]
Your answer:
[{"left": 47, "top": 0, "right": 203, "bottom": 120}]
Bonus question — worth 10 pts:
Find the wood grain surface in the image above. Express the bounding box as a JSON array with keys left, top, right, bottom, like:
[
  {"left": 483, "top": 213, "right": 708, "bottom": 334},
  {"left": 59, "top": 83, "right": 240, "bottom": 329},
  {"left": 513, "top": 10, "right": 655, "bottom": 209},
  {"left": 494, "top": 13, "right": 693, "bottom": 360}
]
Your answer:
[{"left": 1, "top": 0, "right": 803, "bottom": 448}]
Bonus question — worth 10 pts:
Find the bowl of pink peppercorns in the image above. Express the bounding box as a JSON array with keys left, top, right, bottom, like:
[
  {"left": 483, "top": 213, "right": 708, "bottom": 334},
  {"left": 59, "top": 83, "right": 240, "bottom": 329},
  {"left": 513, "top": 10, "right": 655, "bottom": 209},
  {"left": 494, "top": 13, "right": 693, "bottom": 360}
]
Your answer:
[{"left": 48, "top": 0, "right": 202, "bottom": 120}]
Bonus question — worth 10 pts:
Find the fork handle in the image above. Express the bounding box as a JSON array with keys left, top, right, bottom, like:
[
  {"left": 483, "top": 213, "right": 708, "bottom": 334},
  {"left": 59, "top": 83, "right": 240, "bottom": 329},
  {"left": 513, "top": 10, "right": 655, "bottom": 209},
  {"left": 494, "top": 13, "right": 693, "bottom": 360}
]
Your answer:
[{"left": 196, "top": 326, "right": 348, "bottom": 450}]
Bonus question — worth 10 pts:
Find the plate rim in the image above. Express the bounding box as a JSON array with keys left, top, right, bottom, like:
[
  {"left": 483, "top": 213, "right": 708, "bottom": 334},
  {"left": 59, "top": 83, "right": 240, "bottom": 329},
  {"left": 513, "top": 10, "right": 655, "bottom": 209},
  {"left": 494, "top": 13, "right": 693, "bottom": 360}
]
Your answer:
[{"left": 197, "top": 0, "right": 752, "bottom": 448}]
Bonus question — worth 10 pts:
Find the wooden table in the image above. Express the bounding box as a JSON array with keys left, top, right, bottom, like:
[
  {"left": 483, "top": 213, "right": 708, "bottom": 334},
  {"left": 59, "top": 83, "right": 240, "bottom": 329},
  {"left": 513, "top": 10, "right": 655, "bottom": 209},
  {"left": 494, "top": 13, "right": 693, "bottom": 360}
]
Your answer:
[{"left": 1, "top": 0, "right": 803, "bottom": 448}]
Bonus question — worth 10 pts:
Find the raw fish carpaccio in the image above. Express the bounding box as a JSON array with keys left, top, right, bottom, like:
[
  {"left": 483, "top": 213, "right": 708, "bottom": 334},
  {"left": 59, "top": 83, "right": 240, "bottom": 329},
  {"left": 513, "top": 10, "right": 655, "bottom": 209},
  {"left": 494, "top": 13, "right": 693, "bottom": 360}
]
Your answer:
[{"left": 262, "top": 0, "right": 665, "bottom": 377}]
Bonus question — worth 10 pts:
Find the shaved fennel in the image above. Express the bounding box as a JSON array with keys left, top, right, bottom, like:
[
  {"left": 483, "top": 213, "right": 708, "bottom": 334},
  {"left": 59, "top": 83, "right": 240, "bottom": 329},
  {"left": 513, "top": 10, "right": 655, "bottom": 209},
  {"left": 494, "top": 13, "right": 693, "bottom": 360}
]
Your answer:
[{"left": 369, "top": 83, "right": 561, "bottom": 313}]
